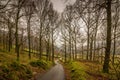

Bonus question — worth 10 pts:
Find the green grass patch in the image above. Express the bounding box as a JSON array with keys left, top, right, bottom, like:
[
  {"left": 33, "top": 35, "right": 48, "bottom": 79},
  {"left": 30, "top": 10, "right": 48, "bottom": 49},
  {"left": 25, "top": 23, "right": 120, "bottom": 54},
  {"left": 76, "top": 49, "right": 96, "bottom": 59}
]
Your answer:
[
  {"left": 65, "top": 61, "right": 88, "bottom": 80},
  {"left": 23, "top": 48, "right": 39, "bottom": 53},
  {"left": 80, "top": 61, "right": 109, "bottom": 80}
]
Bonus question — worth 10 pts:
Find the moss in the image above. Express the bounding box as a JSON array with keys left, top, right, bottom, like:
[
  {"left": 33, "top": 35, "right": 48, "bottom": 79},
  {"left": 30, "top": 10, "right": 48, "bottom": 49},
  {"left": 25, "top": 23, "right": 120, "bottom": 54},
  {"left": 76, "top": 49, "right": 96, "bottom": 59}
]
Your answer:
[
  {"left": 0, "top": 62, "right": 32, "bottom": 80},
  {"left": 30, "top": 60, "right": 52, "bottom": 70},
  {"left": 66, "top": 61, "right": 87, "bottom": 80}
]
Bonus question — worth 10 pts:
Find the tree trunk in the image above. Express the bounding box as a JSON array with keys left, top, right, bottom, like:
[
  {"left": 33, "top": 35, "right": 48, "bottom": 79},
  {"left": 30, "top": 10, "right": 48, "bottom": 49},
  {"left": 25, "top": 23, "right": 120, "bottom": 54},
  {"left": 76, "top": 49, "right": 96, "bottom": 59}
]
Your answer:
[
  {"left": 86, "top": 28, "right": 90, "bottom": 60},
  {"left": 39, "top": 35, "right": 42, "bottom": 59},
  {"left": 15, "top": 8, "right": 20, "bottom": 61},
  {"left": 72, "top": 41, "right": 74, "bottom": 60},
  {"left": 93, "top": 22, "right": 98, "bottom": 61},
  {"left": 112, "top": 25, "right": 116, "bottom": 64},
  {"left": 90, "top": 36, "right": 93, "bottom": 61},
  {"left": 8, "top": 19, "right": 12, "bottom": 52},
  {"left": 69, "top": 31, "right": 72, "bottom": 60},
  {"left": 93, "top": 39, "right": 96, "bottom": 61},
  {"left": 39, "top": 22, "right": 43, "bottom": 59},
  {"left": 82, "top": 43, "right": 84, "bottom": 60},
  {"left": 64, "top": 40, "right": 67, "bottom": 62},
  {"left": 51, "top": 30, "right": 54, "bottom": 62},
  {"left": 103, "top": 0, "right": 112, "bottom": 73},
  {"left": 3, "top": 26, "right": 5, "bottom": 49},
  {"left": 46, "top": 38, "right": 50, "bottom": 61},
  {"left": 75, "top": 33, "right": 77, "bottom": 60},
  {"left": 97, "top": 42, "right": 100, "bottom": 62},
  {"left": 27, "top": 17, "right": 31, "bottom": 59}
]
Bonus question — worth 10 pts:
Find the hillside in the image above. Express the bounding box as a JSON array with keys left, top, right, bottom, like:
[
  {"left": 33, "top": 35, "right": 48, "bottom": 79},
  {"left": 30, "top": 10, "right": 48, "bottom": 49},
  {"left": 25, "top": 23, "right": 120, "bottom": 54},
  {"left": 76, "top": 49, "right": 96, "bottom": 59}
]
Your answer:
[{"left": 0, "top": 45, "right": 52, "bottom": 80}]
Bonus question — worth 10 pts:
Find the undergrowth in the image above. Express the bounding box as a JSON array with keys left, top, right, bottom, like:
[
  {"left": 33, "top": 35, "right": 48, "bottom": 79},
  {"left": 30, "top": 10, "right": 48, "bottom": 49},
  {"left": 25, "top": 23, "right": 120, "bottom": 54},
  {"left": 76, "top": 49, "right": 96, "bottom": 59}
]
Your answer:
[
  {"left": 65, "top": 61, "right": 88, "bottom": 80},
  {"left": 0, "top": 61, "right": 32, "bottom": 80},
  {"left": 30, "top": 60, "right": 52, "bottom": 70}
]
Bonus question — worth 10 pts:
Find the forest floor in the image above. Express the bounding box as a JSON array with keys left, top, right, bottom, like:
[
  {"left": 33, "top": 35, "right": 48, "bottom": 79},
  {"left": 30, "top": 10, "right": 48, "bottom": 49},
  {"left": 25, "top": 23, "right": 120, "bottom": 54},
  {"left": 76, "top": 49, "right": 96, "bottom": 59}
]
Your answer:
[
  {"left": 63, "top": 60, "right": 111, "bottom": 80},
  {"left": 0, "top": 44, "right": 119, "bottom": 80},
  {"left": 0, "top": 45, "right": 53, "bottom": 80}
]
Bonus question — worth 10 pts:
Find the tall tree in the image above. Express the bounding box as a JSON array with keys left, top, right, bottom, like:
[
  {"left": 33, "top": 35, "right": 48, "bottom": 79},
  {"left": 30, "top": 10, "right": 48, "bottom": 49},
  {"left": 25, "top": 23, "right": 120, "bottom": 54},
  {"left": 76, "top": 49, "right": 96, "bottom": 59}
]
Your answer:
[
  {"left": 112, "top": 0, "right": 120, "bottom": 64},
  {"left": 34, "top": 0, "right": 51, "bottom": 59},
  {"left": 14, "top": 0, "right": 26, "bottom": 61},
  {"left": 24, "top": 0, "right": 34, "bottom": 59},
  {"left": 103, "top": 0, "right": 112, "bottom": 73}
]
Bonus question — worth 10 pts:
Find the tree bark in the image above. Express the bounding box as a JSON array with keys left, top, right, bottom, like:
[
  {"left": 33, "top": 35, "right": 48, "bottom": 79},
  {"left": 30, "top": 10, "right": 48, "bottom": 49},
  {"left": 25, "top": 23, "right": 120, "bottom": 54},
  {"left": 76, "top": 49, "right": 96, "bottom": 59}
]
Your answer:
[
  {"left": 86, "top": 28, "right": 90, "bottom": 60},
  {"left": 51, "top": 30, "right": 54, "bottom": 62},
  {"left": 90, "top": 36, "right": 93, "bottom": 61},
  {"left": 27, "top": 16, "right": 31, "bottom": 59},
  {"left": 75, "top": 32, "right": 77, "bottom": 60},
  {"left": 103, "top": 0, "right": 112, "bottom": 73},
  {"left": 112, "top": 25, "right": 116, "bottom": 64},
  {"left": 69, "top": 31, "right": 72, "bottom": 60},
  {"left": 15, "top": 7, "right": 20, "bottom": 61},
  {"left": 82, "top": 43, "right": 84, "bottom": 59},
  {"left": 64, "top": 40, "right": 67, "bottom": 62},
  {"left": 8, "top": 19, "right": 12, "bottom": 52},
  {"left": 39, "top": 22, "right": 43, "bottom": 59}
]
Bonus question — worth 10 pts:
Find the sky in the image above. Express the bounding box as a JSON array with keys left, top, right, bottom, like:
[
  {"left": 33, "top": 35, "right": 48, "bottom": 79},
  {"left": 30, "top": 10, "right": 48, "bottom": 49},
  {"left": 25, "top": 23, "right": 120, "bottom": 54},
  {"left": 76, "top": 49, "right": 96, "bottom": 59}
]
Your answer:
[{"left": 50, "top": 0, "right": 76, "bottom": 13}]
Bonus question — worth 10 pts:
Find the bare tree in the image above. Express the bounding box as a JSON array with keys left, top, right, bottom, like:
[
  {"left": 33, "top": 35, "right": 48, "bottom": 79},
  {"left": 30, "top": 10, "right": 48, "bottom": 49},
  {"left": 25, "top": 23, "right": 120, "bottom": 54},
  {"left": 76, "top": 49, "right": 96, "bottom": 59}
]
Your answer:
[
  {"left": 48, "top": 7, "right": 59, "bottom": 62},
  {"left": 103, "top": 0, "right": 112, "bottom": 73},
  {"left": 24, "top": 0, "right": 34, "bottom": 59},
  {"left": 34, "top": 0, "right": 51, "bottom": 59},
  {"left": 112, "top": 0, "right": 120, "bottom": 64}
]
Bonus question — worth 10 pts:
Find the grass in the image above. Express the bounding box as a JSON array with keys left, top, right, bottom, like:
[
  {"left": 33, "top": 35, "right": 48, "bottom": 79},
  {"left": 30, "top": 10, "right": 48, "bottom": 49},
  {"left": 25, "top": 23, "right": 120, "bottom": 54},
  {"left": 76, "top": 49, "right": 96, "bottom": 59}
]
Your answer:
[
  {"left": 109, "top": 59, "right": 120, "bottom": 80},
  {"left": 64, "top": 60, "right": 110, "bottom": 80},
  {"left": 0, "top": 44, "right": 53, "bottom": 80},
  {"left": 80, "top": 60, "right": 109, "bottom": 80},
  {"left": 65, "top": 61, "right": 88, "bottom": 80},
  {"left": 0, "top": 49, "right": 38, "bottom": 65},
  {"left": 0, "top": 61, "right": 32, "bottom": 80},
  {"left": 30, "top": 60, "right": 52, "bottom": 70}
]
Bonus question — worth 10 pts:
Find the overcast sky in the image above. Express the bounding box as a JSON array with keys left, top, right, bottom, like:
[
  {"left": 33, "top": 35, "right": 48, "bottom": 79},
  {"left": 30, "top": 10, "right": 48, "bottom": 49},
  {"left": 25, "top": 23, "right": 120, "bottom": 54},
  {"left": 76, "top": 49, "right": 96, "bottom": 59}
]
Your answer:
[{"left": 50, "top": 0, "right": 76, "bottom": 13}]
